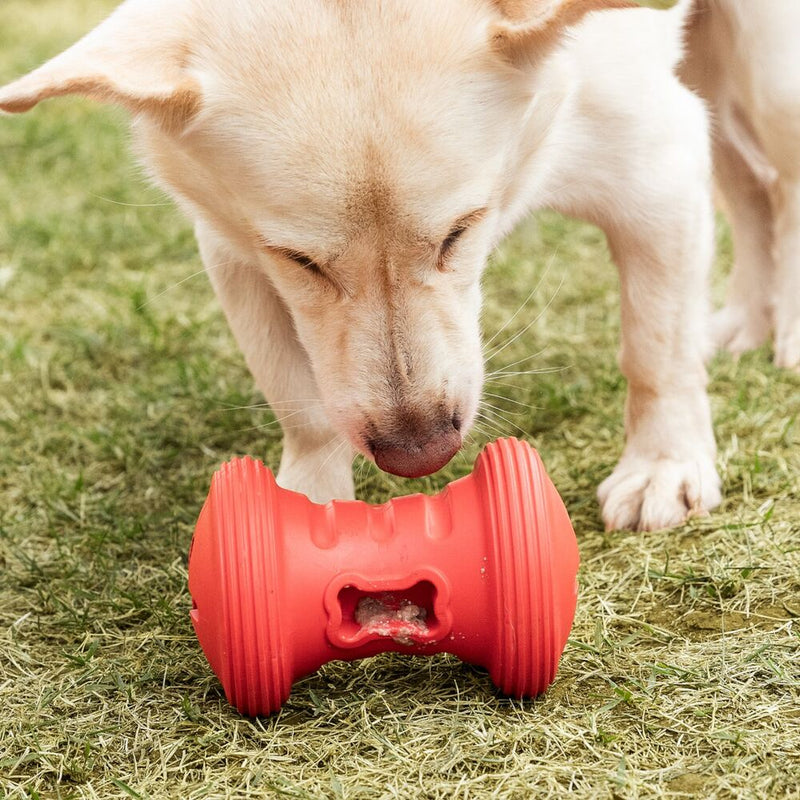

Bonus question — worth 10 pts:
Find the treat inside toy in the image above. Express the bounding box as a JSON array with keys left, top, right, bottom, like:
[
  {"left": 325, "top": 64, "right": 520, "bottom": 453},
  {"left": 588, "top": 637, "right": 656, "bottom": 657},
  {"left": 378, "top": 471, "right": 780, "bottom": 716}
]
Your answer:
[
  {"left": 336, "top": 581, "right": 437, "bottom": 645},
  {"left": 355, "top": 596, "right": 428, "bottom": 645}
]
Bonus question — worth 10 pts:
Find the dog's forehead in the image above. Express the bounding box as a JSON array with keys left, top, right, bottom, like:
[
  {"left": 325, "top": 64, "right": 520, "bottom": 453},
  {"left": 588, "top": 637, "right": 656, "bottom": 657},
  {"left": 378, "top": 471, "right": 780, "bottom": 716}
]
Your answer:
[{"left": 189, "top": 0, "right": 519, "bottom": 247}]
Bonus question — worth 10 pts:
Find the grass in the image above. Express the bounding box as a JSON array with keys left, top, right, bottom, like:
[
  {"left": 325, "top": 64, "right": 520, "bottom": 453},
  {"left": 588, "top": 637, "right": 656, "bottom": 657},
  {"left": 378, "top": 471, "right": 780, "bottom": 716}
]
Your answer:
[{"left": 1, "top": 1, "right": 799, "bottom": 798}]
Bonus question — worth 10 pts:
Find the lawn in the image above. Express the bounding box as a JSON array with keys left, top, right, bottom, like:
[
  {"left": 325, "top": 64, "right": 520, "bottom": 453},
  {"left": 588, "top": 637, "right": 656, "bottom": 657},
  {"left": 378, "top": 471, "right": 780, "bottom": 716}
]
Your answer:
[{"left": 1, "top": 1, "right": 799, "bottom": 798}]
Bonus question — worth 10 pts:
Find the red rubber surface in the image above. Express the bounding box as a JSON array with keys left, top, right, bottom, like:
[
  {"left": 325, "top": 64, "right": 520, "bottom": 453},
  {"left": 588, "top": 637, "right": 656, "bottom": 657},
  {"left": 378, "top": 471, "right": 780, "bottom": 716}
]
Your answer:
[{"left": 188, "top": 438, "right": 579, "bottom": 717}]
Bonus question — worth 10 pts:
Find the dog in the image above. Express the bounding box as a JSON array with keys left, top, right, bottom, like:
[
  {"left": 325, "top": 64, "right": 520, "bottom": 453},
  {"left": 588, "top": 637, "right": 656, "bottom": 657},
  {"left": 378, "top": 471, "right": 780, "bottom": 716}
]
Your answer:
[
  {"left": 680, "top": 0, "right": 800, "bottom": 371},
  {"left": 1, "top": 0, "right": 796, "bottom": 531}
]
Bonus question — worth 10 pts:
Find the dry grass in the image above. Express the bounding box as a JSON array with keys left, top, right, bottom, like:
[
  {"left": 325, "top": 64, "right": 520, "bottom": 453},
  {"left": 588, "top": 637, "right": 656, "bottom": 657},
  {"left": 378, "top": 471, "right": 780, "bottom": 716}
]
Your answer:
[{"left": 1, "top": 1, "right": 799, "bottom": 798}]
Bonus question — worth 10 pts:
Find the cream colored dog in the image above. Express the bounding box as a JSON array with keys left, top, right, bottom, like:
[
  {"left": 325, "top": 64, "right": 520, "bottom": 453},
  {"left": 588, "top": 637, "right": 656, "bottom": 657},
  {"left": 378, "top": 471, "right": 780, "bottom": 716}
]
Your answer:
[
  {"left": 1, "top": 0, "right": 796, "bottom": 530},
  {"left": 681, "top": 1, "right": 800, "bottom": 371}
]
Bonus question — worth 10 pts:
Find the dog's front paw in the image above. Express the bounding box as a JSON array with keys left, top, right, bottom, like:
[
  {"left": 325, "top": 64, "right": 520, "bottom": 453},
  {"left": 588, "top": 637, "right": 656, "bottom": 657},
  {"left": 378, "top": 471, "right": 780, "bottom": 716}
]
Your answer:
[
  {"left": 774, "top": 318, "right": 800, "bottom": 370},
  {"left": 712, "top": 304, "right": 771, "bottom": 357},
  {"left": 598, "top": 455, "right": 721, "bottom": 532}
]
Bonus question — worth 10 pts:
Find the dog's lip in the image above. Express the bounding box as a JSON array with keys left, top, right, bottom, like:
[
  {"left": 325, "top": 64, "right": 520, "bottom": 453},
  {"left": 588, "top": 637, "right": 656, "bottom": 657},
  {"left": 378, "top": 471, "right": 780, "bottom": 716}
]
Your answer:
[
  {"left": 372, "top": 443, "right": 461, "bottom": 478},
  {"left": 365, "top": 424, "right": 463, "bottom": 478}
]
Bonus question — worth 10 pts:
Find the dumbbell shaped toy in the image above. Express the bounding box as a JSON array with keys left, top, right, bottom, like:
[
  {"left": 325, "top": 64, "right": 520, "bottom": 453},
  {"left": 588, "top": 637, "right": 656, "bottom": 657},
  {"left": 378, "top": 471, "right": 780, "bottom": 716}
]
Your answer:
[{"left": 188, "top": 437, "right": 579, "bottom": 717}]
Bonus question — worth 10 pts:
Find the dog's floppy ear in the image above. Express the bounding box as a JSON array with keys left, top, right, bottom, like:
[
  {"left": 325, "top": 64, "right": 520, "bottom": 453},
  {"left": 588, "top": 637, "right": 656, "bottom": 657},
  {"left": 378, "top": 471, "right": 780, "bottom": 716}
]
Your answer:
[
  {"left": 0, "top": 0, "right": 199, "bottom": 131},
  {"left": 492, "top": 0, "right": 638, "bottom": 63}
]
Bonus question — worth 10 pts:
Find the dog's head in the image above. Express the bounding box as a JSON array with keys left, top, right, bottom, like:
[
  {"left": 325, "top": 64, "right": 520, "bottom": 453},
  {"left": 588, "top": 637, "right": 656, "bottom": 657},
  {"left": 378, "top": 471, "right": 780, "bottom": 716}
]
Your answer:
[{"left": 0, "top": 0, "right": 632, "bottom": 478}]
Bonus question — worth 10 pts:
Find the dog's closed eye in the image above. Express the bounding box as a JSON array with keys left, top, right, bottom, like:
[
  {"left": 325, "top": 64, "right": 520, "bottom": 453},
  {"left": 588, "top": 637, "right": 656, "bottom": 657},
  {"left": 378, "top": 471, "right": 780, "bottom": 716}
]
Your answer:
[
  {"left": 258, "top": 236, "right": 326, "bottom": 278},
  {"left": 260, "top": 240, "right": 351, "bottom": 298},
  {"left": 439, "top": 225, "right": 468, "bottom": 261},
  {"left": 437, "top": 208, "right": 487, "bottom": 271},
  {"left": 276, "top": 247, "right": 324, "bottom": 277}
]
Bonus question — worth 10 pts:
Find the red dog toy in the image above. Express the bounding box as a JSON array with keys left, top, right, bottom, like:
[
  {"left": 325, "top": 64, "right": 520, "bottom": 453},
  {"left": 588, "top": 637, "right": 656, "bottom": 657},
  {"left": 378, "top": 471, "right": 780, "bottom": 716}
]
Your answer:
[{"left": 189, "top": 437, "right": 579, "bottom": 717}]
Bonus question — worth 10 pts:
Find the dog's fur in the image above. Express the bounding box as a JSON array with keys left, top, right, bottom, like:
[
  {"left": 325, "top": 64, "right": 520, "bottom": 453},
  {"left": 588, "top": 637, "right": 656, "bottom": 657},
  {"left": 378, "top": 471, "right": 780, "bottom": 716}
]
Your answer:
[
  {"left": 1, "top": 0, "right": 797, "bottom": 530},
  {"left": 681, "top": 0, "right": 800, "bottom": 371}
]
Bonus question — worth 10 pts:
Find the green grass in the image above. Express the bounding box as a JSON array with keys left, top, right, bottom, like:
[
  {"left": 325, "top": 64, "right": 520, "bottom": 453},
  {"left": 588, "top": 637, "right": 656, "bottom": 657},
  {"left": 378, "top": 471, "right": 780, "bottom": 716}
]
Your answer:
[{"left": 1, "top": 2, "right": 799, "bottom": 798}]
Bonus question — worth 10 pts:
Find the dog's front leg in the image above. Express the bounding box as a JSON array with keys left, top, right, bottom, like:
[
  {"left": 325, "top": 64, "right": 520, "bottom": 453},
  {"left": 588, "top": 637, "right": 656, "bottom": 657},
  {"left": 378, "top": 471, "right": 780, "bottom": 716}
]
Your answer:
[
  {"left": 547, "top": 80, "right": 723, "bottom": 531},
  {"left": 195, "top": 223, "right": 355, "bottom": 502},
  {"left": 597, "top": 240, "right": 722, "bottom": 531},
  {"left": 595, "top": 170, "right": 722, "bottom": 531},
  {"left": 772, "top": 177, "right": 800, "bottom": 370}
]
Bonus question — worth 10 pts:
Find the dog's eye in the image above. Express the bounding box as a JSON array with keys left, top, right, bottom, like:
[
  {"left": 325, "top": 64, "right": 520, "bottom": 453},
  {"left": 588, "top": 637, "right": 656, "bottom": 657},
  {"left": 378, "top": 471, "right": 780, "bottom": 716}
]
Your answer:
[
  {"left": 437, "top": 208, "right": 487, "bottom": 270},
  {"left": 442, "top": 225, "right": 467, "bottom": 256},
  {"left": 437, "top": 225, "right": 468, "bottom": 270},
  {"left": 277, "top": 247, "right": 325, "bottom": 277}
]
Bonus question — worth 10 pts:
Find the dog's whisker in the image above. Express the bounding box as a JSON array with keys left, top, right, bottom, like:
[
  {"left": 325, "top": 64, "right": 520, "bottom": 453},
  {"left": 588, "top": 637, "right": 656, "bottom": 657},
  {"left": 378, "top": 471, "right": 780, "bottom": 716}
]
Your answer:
[
  {"left": 482, "top": 250, "right": 558, "bottom": 351},
  {"left": 236, "top": 417, "right": 316, "bottom": 435},
  {"left": 313, "top": 438, "right": 351, "bottom": 479},
  {"left": 469, "top": 421, "right": 489, "bottom": 438},
  {"left": 482, "top": 380, "right": 528, "bottom": 393},
  {"left": 264, "top": 399, "right": 325, "bottom": 405},
  {"left": 136, "top": 256, "right": 252, "bottom": 310},
  {"left": 473, "top": 421, "right": 511, "bottom": 444},
  {"left": 484, "top": 345, "right": 550, "bottom": 377},
  {"left": 454, "top": 444, "right": 472, "bottom": 468},
  {"left": 232, "top": 405, "right": 325, "bottom": 434},
  {"left": 353, "top": 455, "right": 372, "bottom": 494},
  {"left": 470, "top": 422, "right": 506, "bottom": 447},
  {"left": 135, "top": 267, "right": 210, "bottom": 310},
  {"left": 479, "top": 400, "right": 525, "bottom": 419},
  {"left": 487, "top": 365, "right": 571, "bottom": 379},
  {"left": 462, "top": 433, "right": 482, "bottom": 458},
  {"left": 216, "top": 402, "right": 274, "bottom": 412},
  {"left": 485, "top": 268, "right": 566, "bottom": 362},
  {"left": 214, "top": 399, "right": 322, "bottom": 413},
  {"left": 271, "top": 407, "right": 325, "bottom": 425},
  {"left": 476, "top": 408, "right": 529, "bottom": 438},
  {"left": 481, "top": 391, "right": 532, "bottom": 409},
  {"left": 90, "top": 192, "right": 172, "bottom": 208},
  {"left": 477, "top": 403, "right": 526, "bottom": 425},
  {"left": 482, "top": 389, "right": 546, "bottom": 412},
  {"left": 474, "top": 411, "right": 516, "bottom": 439},
  {"left": 469, "top": 418, "right": 488, "bottom": 436},
  {"left": 223, "top": 403, "right": 325, "bottom": 428}
]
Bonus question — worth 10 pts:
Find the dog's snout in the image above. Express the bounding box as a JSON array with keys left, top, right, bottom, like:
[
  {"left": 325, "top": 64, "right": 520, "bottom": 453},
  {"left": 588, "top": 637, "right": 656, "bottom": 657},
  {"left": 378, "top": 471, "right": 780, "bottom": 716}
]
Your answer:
[{"left": 368, "top": 411, "right": 462, "bottom": 478}]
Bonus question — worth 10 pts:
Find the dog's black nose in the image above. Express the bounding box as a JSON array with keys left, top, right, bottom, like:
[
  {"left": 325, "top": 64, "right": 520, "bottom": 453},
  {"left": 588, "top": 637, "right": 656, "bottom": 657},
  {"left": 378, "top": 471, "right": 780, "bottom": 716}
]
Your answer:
[{"left": 369, "top": 413, "right": 462, "bottom": 478}]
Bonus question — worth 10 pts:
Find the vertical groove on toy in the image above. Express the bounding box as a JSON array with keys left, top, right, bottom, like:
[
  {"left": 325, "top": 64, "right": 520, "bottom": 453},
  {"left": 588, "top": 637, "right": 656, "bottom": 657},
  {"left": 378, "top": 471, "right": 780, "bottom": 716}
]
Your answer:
[
  {"left": 214, "top": 462, "right": 242, "bottom": 711},
  {"left": 499, "top": 440, "right": 522, "bottom": 696},
  {"left": 538, "top": 448, "right": 557, "bottom": 693},
  {"left": 261, "top": 461, "right": 290, "bottom": 713},
  {"left": 512, "top": 439, "right": 536, "bottom": 698},
  {"left": 211, "top": 458, "right": 289, "bottom": 716},
  {"left": 231, "top": 461, "right": 250, "bottom": 712},
  {"left": 232, "top": 461, "right": 251, "bottom": 713},
  {"left": 476, "top": 447, "right": 504, "bottom": 695},
  {"left": 234, "top": 462, "right": 252, "bottom": 713},
  {"left": 527, "top": 445, "right": 551, "bottom": 696},
  {"left": 244, "top": 459, "right": 265, "bottom": 716},
  {"left": 243, "top": 459, "right": 262, "bottom": 714},
  {"left": 482, "top": 438, "right": 557, "bottom": 698},
  {"left": 484, "top": 442, "right": 511, "bottom": 694},
  {"left": 234, "top": 461, "right": 252, "bottom": 712},
  {"left": 507, "top": 438, "right": 535, "bottom": 698},
  {"left": 244, "top": 458, "right": 288, "bottom": 715},
  {"left": 209, "top": 469, "right": 233, "bottom": 698},
  {"left": 483, "top": 441, "right": 523, "bottom": 695},
  {"left": 513, "top": 442, "right": 537, "bottom": 698}
]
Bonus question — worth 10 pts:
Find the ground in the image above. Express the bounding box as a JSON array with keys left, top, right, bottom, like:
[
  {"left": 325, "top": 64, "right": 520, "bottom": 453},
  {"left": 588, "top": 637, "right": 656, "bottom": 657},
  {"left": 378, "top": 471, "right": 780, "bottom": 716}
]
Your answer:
[{"left": 1, "top": 1, "right": 799, "bottom": 798}]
